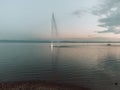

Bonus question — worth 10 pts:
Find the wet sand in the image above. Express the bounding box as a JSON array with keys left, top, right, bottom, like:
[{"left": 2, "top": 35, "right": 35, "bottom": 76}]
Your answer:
[{"left": 0, "top": 80, "right": 90, "bottom": 90}]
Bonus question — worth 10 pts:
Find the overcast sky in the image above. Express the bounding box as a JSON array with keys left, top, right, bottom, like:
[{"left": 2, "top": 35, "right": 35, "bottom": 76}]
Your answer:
[{"left": 0, "top": 0, "right": 120, "bottom": 40}]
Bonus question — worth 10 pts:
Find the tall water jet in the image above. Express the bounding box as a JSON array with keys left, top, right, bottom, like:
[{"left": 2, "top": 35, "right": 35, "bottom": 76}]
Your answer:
[{"left": 51, "top": 13, "right": 59, "bottom": 50}]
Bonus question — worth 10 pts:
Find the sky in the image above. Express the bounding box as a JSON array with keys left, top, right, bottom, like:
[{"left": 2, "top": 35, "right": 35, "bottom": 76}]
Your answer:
[{"left": 0, "top": 0, "right": 120, "bottom": 40}]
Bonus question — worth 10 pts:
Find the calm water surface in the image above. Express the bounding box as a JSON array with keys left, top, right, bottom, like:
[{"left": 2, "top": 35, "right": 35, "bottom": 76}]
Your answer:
[{"left": 0, "top": 43, "right": 120, "bottom": 90}]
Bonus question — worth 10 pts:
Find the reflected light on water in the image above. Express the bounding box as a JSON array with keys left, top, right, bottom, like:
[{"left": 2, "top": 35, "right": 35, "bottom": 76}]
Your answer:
[{"left": 50, "top": 43, "right": 53, "bottom": 52}]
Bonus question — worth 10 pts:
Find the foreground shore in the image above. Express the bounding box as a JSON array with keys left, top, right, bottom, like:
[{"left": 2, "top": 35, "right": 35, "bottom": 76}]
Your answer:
[{"left": 0, "top": 80, "right": 90, "bottom": 90}]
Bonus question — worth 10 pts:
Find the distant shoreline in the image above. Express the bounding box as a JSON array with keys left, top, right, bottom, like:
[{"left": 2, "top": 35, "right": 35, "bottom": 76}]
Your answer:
[{"left": 0, "top": 40, "right": 119, "bottom": 43}]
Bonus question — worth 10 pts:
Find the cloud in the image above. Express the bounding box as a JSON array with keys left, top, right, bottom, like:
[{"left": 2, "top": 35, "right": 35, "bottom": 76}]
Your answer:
[
  {"left": 93, "top": 0, "right": 120, "bottom": 34},
  {"left": 72, "top": 9, "right": 88, "bottom": 17},
  {"left": 98, "top": 27, "right": 120, "bottom": 34},
  {"left": 99, "top": 13, "right": 120, "bottom": 27}
]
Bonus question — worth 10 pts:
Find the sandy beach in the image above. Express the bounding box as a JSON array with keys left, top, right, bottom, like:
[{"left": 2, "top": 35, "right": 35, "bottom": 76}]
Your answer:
[{"left": 0, "top": 80, "right": 90, "bottom": 90}]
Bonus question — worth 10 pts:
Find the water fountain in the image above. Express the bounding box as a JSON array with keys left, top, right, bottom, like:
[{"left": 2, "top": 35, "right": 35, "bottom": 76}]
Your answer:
[{"left": 51, "top": 13, "right": 59, "bottom": 49}]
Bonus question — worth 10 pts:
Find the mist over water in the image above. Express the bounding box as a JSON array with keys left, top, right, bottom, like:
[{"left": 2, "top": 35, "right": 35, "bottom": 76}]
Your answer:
[{"left": 0, "top": 43, "right": 120, "bottom": 90}]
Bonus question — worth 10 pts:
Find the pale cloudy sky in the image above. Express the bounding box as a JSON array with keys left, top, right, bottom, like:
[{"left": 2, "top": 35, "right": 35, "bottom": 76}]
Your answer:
[{"left": 0, "top": 0, "right": 120, "bottom": 40}]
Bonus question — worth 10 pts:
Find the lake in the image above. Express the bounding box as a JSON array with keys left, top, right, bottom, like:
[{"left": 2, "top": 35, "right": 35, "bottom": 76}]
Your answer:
[{"left": 0, "top": 43, "right": 120, "bottom": 90}]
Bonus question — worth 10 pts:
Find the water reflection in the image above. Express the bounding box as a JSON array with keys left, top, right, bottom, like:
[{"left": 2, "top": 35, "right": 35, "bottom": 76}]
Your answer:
[
  {"left": 91, "top": 46, "right": 120, "bottom": 90},
  {"left": 51, "top": 45, "right": 120, "bottom": 90},
  {"left": 97, "top": 47, "right": 120, "bottom": 82},
  {"left": 51, "top": 45, "right": 59, "bottom": 82},
  {"left": 98, "top": 54, "right": 120, "bottom": 72},
  {"left": 1, "top": 43, "right": 120, "bottom": 90}
]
